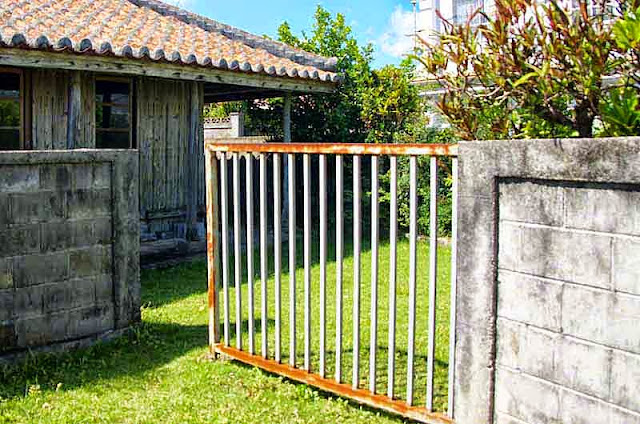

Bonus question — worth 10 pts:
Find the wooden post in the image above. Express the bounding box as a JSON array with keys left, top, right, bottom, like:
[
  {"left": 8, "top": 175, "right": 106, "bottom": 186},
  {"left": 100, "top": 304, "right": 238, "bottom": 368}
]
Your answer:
[
  {"left": 67, "top": 71, "right": 82, "bottom": 149},
  {"left": 186, "top": 81, "right": 203, "bottom": 240},
  {"left": 282, "top": 92, "right": 292, "bottom": 236}
]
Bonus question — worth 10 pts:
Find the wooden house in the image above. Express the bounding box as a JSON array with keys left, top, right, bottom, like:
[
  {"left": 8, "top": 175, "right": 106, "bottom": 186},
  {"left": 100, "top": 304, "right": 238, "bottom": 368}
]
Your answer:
[{"left": 0, "top": 0, "right": 338, "bottom": 244}]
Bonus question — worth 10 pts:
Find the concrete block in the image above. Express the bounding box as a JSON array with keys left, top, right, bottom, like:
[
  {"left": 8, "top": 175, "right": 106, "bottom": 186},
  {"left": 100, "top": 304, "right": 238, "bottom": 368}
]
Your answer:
[
  {"left": 560, "top": 388, "right": 640, "bottom": 424},
  {"left": 13, "top": 252, "right": 69, "bottom": 287},
  {"left": 0, "top": 194, "right": 9, "bottom": 227},
  {"left": 69, "top": 246, "right": 112, "bottom": 278},
  {"left": 67, "top": 189, "right": 112, "bottom": 219},
  {"left": 0, "top": 290, "right": 13, "bottom": 321},
  {"left": 499, "top": 180, "right": 564, "bottom": 226},
  {"left": 0, "top": 225, "right": 40, "bottom": 257},
  {"left": 71, "top": 163, "right": 111, "bottom": 190},
  {"left": 15, "top": 314, "right": 67, "bottom": 347},
  {"left": 0, "top": 258, "right": 13, "bottom": 290},
  {"left": 68, "top": 279, "right": 96, "bottom": 310},
  {"left": 10, "top": 191, "right": 66, "bottom": 224},
  {"left": 498, "top": 270, "right": 563, "bottom": 331},
  {"left": 0, "top": 165, "right": 39, "bottom": 192},
  {"left": 39, "top": 165, "right": 71, "bottom": 191},
  {"left": 42, "top": 282, "right": 69, "bottom": 313},
  {"left": 610, "top": 350, "right": 640, "bottom": 412},
  {"left": 613, "top": 238, "right": 640, "bottom": 295},
  {"left": 93, "top": 218, "right": 113, "bottom": 245},
  {"left": 496, "top": 318, "right": 558, "bottom": 382},
  {"left": 496, "top": 412, "right": 531, "bottom": 424},
  {"left": 565, "top": 187, "right": 640, "bottom": 236},
  {"left": 499, "top": 223, "right": 612, "bottom": 289},
  {"left": 66, "top": 304, "right": 114, "bottom": 339},
  {"left": 14, "top": 286, "right": 44, "bottom": 316},
  {"left": 94, "top": 274, "right": 113, "bottom": 303},
  {"left": 41, "top": 221, "right": 96, "bottom": 252},
  {"left": 495, "top": 367, "right": 560, "bottom": 424},
  {"left": 0, "top": 322, "right": 16, "bottom": 352},
  {"left": 555, "top": 336, "right": 611, "bottom": 400},
  {"left": 562, "top": 285, "right": 640, "bottom": 353}
]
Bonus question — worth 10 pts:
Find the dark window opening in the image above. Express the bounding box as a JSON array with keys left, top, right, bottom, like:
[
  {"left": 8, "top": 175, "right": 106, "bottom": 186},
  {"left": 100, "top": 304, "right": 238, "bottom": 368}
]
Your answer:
[
  {"left": 0, "top": 72, "right": 22, "bottom": 150},
  {"left": 96, "top": 79, "right": 133, "bottom": 149}
]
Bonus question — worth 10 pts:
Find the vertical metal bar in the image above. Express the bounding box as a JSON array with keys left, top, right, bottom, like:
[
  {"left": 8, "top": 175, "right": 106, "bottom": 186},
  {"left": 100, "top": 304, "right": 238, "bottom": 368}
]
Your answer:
[
  {"left": 246, "top": 155, "right": 255, "bottom": 355},
  {"left": 205, "top": 149, "right": 221, "bottom": 346},
  {"left": 303, "top": 154, "right": 312, "bottom": 372},
  {"left": 273, "top": 154, "right": 282, "bottom": 363},
  {"left": 233, "top": 153, "right": 242, "bottom": 351},
  {"left": 369, "top": 156, "right": 379, "bottom": 394},
  {"left": 447, "top": 158, "right": 459, "bottom": 418},
  {"left": 319, "top": 154, "right": 327, "bottom": 378},
  {"left": 335, "top": 155, "right": 344, "bottom": 383},
  {"left": 288, "top": 153, "right": 297, "bottom": 367},
  {"left": 387, "top": 156, "right": 398, "bottom": 399},
  {"left": 352, "top": 155, "right": 361, "bottom": 390},
  {"left": 427, "top": 156, "right": 439, "bottom": 411},
  {"left": 220, "top": 155, "right": 230, "bottom": 346},
  {"left": 406, "top": 156, "right": 418, "bottom": 405},
  {"left": 260, "top": 153, "right": 268, "bottom": 359}
]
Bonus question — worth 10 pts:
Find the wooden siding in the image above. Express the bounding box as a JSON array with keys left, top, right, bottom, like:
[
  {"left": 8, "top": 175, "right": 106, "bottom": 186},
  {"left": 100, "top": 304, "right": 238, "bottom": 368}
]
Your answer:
[{"left": 31, "top": 69, "right": 69, "bottom": 149}]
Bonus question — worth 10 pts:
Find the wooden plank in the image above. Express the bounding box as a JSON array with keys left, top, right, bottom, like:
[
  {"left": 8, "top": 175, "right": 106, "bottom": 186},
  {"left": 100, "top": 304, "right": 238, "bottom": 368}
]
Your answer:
[
  {"left": 0, "top": 49, "right": 336, "bottom": 94},
  {"left": 67, "top": 71, "right": 82, "bottom": 149},
  {"left": 137, "top": 78, "right": 153, "bottom": 218},
  {"left": 186, "top": 80, "right": 201, "bottom": 239},
  {"left": 31, "top": 69, "right": 68, "bottom": 150}
]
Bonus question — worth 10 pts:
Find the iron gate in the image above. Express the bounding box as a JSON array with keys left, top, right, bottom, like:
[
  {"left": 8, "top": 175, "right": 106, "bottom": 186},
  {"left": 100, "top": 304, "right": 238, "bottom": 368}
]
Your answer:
[{"left": 204, "top": 142, "right": 458, "bottom": 424}]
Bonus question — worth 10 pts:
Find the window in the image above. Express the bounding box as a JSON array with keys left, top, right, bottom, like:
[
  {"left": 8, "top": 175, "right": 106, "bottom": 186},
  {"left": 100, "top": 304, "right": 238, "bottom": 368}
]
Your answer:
[
  {"left": 0, "top": 70, "right": 23, "bottom": 150},
  {"left": 96, "top": 78, "right": 133, "bottom": 149}
]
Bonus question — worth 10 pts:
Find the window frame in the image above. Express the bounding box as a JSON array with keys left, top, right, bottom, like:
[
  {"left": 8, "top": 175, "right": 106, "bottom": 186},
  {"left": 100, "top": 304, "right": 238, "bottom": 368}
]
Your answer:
[
  {"left": 0, "top": 67, "right": 25, "bottom": 150},
  {"left": 95, "top": 76, "right": 135, "bottom": 149}
]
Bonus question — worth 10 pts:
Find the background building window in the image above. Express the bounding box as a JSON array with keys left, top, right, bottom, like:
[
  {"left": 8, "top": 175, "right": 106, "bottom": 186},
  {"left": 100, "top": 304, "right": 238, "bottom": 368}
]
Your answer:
[
  {"left": 96, "top": 78, "right": 133, "bottom": 149},
  {"left": 0, "top": 70, "right": 22, "bottom": 150}
]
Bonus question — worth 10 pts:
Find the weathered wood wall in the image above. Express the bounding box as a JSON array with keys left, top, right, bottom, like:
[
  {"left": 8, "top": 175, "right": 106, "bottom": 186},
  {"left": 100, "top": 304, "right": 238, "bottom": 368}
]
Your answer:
[{"left": 22, "top": 68, "right": 205, "bottom": 239}]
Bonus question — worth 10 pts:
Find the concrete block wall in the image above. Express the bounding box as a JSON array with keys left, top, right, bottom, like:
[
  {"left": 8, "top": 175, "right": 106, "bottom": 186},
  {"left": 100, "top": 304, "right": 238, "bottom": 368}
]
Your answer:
[
  {"left": 454, "top": 138, "right": 640, "bottom": 424},
  {"left": 0, "top": 151, "right": 139, "bottom": 358}
]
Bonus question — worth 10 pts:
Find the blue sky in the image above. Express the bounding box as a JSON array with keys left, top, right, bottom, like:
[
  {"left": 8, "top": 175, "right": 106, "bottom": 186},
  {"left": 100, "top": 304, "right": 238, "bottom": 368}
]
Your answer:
[{"left": 165, "top": 0, "right": 416, "bottom": 68}]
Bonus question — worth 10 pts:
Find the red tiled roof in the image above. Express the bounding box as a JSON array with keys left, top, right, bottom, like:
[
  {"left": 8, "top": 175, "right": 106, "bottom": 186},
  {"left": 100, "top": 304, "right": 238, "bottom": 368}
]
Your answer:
[{"left": 0, "top": 0, "right": 340, "bottom": 83}]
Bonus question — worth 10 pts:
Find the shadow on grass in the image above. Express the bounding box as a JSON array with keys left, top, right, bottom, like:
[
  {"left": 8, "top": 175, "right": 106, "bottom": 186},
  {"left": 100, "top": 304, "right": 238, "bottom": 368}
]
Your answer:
[{"left": 0, "top": 321, "right": 208, "bottom": 400}]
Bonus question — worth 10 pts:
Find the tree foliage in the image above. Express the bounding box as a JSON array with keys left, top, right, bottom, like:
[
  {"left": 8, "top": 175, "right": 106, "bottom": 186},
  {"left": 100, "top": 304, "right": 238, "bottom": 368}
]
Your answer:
[{"left": 418, "top": 0, "right": 640, "bottom": 140}]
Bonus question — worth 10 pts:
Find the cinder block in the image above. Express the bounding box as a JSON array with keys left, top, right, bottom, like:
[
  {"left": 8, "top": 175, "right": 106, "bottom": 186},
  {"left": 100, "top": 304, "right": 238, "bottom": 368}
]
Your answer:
[
  {"left": 0, "top": 290, "right": 13, "bottom": 321},
  {"left": 94, "top": 274, "right": 113, "bottom": 303},
  {"left": 562, "top": 285, "right": 640, "bottom": 353},
  {"left": 93, "top": 218, "right": 113, "bottom": 245},
  {"left": 10, "top": 191, "right": 66, "bottom": 224},
  {"left": 495, "top": 412, "right": 532, "bottom": 424},
  {"left": 499, "top": 181, "right": 564, "bottom": 226},
  {"left": 40, "top": 222, "right": 72, "bottom": 252},
  {"left": 42, "top": 282, "right": 69, "bottom": 313},
  {"left": 0, "top": 194, "right": 9, "bottom": 227},
  {"left": 565, "top": 187, "right": 640, "bottom": 236},
  {"left": 496, "top": 318, "right": 558, "bottom": 382},
  {"left": 14, "top": 286, "right": 44, "bottom": 316},
  {"left": 498, "top": 270, "right": 562, "bottom": 331},
  {"left": 12, "top": 252, "right": 69, "bottom": 287},
  {"left": 66, "top": 304, "right": 114, "bottom": 339},
  {"left": 499, "top": 223, "right": 611, "bottom": 289},
  {"left": 15, "top": 314, "right": 67, "bottom": 347},
  {"left": 68, "top": 279, "right": 96, "bottom": 309},
  {"left": 72, "top": 163, "right": 111, "bottom": 190},
  {"left": 0, "top": 322, "right": 16, "bottom": 352},
  {"left": 495, "top": 367, "right": 560, "bottom": 423},
  {"left": 0, "top": 225, "right": 40, "bottom": 257},
  {"left": 610, "top": 350, "right": 640, "bottom": 412},
  {"left": 0, "top": 258, "right": 14, "bottom": 290},
  {"left": 0, "top": 165, "right": 39, "bottom": 192},
  {"left": 555, "top": 336, "right": 611, "bottom": 400},
  {"left": 39, "top": 165, "right": 71, "bottom": 191},
  {"left": 67, "top": 189, "right": 111, "bottom": 219},
  {"left": 613, "top": 238, "right": 640, "bottom": 295},
  {"left": 69, "top": 246, "right": 112, "bottom": 278},
  {"left": 560, "top": 387, "right": 640, "bottom": 424}
]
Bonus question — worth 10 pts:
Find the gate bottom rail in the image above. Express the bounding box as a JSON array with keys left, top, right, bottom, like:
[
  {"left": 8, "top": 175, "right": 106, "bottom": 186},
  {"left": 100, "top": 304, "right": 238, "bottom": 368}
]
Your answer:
[{"left": 212, "top": 344, "right": 454, "bottom": 424}]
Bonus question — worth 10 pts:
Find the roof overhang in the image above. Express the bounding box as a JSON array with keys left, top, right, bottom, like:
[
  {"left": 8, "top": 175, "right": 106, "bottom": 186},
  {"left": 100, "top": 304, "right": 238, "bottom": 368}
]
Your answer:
[{"left": 0, "top": 48, "right": 337, "bottom": 97}]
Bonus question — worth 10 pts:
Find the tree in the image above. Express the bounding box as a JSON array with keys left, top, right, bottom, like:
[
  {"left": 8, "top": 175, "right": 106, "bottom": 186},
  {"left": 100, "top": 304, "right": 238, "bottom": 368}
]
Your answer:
[{"left": 418, "top": 0, "right": 640, "bottom": 140}]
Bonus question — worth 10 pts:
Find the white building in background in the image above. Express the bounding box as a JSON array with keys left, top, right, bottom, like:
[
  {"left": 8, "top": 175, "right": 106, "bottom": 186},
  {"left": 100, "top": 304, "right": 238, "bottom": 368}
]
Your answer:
[{"left": 415, "top": 0, "right": 493, "bottom": 46}]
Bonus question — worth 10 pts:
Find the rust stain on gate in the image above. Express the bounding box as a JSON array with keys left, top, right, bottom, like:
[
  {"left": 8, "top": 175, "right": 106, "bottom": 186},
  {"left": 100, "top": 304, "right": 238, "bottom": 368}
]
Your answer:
[{"left": 204, "top": 142, "right": 458, "bottom": 424}]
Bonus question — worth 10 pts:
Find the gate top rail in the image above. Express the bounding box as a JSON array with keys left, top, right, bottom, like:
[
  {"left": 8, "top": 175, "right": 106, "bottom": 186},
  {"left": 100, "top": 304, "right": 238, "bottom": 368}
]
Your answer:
[{"left": 205, "top": 141, "right": 458, "bottom": 157}]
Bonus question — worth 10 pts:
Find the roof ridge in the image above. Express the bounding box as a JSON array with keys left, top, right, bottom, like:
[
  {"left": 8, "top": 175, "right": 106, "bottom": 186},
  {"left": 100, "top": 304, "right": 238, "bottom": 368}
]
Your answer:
[{"left": 126, "top": 0, "right": 338, "bottom": 72}]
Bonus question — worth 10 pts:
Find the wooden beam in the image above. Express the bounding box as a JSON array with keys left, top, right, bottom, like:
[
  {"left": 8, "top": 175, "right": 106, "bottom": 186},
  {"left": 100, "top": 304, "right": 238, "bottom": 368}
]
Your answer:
[
  {"left": 283, "top": 92, "right": 292, "bottom": 143},
  {"left": 0, "top": 48, "right": 336, "bottom": 94},
  {"left": 186, "top": 81, "right": 203, "bottom": 240},
  {"left": 67, "top": 71, "right": 82, "bottom": 149}
]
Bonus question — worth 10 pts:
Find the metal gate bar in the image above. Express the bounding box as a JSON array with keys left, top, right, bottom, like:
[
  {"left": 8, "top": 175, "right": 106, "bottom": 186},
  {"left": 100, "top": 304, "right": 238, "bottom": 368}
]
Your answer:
[{"left": 206, "top": 142, "right": 458, "bottom": 424}]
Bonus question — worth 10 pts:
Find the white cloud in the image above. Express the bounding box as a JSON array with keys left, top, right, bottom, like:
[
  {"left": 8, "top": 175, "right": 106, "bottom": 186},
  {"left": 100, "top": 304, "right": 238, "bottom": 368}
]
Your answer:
[{"left": 378, "top": 6, "right": 415, "bottom": 58}]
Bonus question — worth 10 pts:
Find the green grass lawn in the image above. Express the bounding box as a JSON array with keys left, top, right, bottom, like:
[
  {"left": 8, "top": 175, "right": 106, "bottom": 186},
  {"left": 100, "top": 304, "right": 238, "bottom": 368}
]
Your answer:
[{"left": 0, "top": 239, "right": 451, "bottom": 423}]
